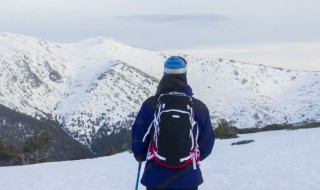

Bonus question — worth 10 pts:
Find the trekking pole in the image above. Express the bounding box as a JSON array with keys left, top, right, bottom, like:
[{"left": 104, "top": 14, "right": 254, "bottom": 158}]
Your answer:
[{"left": 135, "top": 161, "right": 142, "bottom": 190}]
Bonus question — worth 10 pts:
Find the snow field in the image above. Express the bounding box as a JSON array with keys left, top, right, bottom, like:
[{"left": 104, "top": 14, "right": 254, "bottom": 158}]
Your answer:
[
  {"left": 201, "top": 128, "right": 320, "bottom": 190},
  {"left": 1, "top": 128, "right": 319, "bottom": 190}
]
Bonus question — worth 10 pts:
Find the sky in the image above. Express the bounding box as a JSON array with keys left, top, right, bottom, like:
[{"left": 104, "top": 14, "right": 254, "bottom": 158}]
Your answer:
[{"left": 1, "top": 0, "right": 320, "bottom": 71}]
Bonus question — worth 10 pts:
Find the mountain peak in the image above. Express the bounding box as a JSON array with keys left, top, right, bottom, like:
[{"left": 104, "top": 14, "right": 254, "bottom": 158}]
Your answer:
[
  {"left": 69, "top": 36, "right": 129, "bottom": 49},
  {"left": 0, "top": 33, "right": 319, "bottom": 153}
]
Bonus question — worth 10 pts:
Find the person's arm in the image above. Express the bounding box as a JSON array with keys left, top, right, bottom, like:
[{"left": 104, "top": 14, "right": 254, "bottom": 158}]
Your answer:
[
  {"left": 131, "top": 100, "right": 155, "bottom": 162},
  {"left": 195, "top": 101, "right": 215, "bottom": 161}
]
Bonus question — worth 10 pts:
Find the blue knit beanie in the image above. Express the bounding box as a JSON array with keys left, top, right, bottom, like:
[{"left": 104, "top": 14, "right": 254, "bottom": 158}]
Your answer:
[{"left": 164, "top": 56, "right": 187, "bottom": 75}]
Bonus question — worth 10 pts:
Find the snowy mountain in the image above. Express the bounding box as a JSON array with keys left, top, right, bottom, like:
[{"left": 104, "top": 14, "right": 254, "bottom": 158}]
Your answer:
[
  {"left": 187, "top": 57, "right": 320, "bottom": 128},
  {"left": 0, "top": 32, "right": 319, "bottom": 156}
]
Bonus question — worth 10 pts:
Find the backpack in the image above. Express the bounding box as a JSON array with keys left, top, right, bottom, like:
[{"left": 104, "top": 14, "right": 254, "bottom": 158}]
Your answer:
[{"left": 143, "top": 92, "right": 200, "bottom": 169}]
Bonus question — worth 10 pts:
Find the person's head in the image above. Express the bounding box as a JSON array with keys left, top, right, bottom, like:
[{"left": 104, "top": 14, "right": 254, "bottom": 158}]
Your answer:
[{"left": 164, "top": 56, "right": 187, "bottom": 76}]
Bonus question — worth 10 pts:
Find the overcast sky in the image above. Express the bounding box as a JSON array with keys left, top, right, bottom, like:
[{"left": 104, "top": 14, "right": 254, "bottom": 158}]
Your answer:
[{"left": 1, "top": 0, "right": 319, "bottom": 71}]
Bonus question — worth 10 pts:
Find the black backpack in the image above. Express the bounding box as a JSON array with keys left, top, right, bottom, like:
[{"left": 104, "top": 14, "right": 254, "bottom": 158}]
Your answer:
[{"left": 143, "top": 92, "right": 200, "bottom": 169}]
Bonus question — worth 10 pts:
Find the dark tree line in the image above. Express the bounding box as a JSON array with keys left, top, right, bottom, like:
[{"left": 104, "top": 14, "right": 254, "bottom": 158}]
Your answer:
[
  {"left": 0, "top": 104, "right": 95, "bottom": 166},
  {"left": 0, "top": 129, "right": 53, "bottom": 165}
]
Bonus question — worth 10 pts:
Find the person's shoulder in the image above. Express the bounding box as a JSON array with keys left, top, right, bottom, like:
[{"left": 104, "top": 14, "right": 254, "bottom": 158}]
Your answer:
[
  {"left": 143, "top": 95, "right": 158, "bottom": 110},
  {"left": 192, "top": 96, "right": 210, "bottom": 119},
  {"left": 192, "top": 96, "right": 208, "bottom": 110}
]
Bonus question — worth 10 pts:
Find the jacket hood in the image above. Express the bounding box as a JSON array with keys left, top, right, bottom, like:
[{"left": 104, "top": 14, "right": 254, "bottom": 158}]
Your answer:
[{"left": 155, "top": 74, "right": 193, "bottom": 96}]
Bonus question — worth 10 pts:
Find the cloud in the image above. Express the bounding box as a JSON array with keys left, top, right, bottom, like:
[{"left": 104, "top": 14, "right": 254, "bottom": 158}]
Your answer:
[
  {"left": 172, "top": 43, "right": 320, "bottom": 72},
  {"left": 116, "top": 14, "right": 229, "bottom": 26}
]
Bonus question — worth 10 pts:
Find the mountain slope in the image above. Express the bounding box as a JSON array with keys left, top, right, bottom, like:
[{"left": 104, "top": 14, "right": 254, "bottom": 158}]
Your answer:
[
  {"left": 0, "top": 33, "right": 319, "bottom": 155},
  {"left": 187, "top": 57, "right": 320, "bottom": 127},
  {"left": 0, "top": 104, "right": 94, "bottom": 164}
]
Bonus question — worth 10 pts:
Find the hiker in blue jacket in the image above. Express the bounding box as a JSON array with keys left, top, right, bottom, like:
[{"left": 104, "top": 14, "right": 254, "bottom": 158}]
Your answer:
[{"left": 132, "top": 56, "right": 215, "bottom": 190}]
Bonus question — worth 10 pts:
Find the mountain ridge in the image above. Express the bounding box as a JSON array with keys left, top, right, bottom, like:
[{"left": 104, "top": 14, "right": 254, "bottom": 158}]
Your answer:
[{"left": 1, "top": 33, "right": 319, "bottom": 157}]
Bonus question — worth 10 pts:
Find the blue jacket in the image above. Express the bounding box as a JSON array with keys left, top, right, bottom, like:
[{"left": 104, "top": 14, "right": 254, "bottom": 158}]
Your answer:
[{"left": 132, "top": 75, "right": 215, "bottom": 189}]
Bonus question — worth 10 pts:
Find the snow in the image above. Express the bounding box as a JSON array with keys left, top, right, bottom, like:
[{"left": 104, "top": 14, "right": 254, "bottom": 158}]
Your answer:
[
  {"left": 202, "top": 128, "right": 320, "bottom": 190},
  {"left": 1, "top": 128, "right": 319, "bottom": 190},
  {"left": 1, "top": 32, "right": 319, "bottom": 146}
]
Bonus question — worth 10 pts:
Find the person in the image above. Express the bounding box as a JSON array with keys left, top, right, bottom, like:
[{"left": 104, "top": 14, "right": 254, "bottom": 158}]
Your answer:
[{"left": 132, "top": 56, "right": 215, "bottom": 190}]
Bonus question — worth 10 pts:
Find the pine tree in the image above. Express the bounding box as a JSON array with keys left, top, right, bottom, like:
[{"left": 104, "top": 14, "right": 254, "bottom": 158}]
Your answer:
[
  {"left": 0, "top": 137, "right": 10, "bottom": 160},
  {"left": 215, "top": 119, "right": 238, "bottom": 139},
  {"left": 17, "top": 129, "right": 53, "bottom": 164}
]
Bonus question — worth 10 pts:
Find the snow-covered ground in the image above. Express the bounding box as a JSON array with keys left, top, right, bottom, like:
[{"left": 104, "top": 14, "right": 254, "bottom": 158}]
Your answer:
[{"left": 1, "top": 128, "right": 319, "bottom": 190}]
